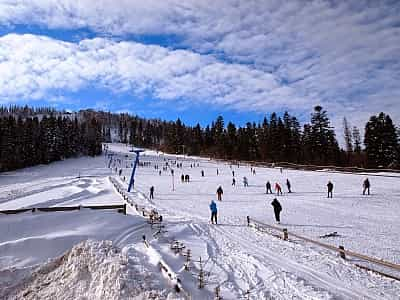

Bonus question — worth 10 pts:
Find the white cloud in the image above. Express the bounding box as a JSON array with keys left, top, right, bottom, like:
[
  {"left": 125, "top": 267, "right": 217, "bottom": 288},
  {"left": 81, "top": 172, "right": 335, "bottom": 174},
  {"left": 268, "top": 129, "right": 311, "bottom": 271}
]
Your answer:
[
  {"left": 0, "top": 34, "right": 308, "bottom": 113},
  {"left": 0, "top": 0, "right": 399, "bottom": 131}
]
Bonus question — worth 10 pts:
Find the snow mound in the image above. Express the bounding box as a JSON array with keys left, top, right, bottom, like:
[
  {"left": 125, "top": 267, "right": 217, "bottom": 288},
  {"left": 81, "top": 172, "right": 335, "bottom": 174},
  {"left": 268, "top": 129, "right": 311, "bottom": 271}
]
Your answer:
[{"left": 1, "top": 240, "right": 181, "bottom": 300}]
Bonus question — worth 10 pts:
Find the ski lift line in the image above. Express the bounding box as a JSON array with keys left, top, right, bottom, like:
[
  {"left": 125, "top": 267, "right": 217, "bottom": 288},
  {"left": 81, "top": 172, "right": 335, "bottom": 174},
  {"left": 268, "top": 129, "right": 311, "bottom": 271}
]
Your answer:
[{"left": 247, "top": 217, "right": 400, "bottom": 274}]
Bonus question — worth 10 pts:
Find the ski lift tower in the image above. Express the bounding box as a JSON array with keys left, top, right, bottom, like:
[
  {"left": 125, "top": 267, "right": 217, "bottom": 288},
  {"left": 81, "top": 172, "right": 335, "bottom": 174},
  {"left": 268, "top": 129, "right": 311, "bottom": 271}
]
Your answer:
[{"left": 128, "top": 149, "right": 144, "bottom": 192}]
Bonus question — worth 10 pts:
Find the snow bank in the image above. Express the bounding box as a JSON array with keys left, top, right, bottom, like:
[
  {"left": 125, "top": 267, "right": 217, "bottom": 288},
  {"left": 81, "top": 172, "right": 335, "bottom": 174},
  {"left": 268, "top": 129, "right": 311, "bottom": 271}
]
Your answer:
[{"left": 1, "top": 240, "right": 182, "bottom": 300}]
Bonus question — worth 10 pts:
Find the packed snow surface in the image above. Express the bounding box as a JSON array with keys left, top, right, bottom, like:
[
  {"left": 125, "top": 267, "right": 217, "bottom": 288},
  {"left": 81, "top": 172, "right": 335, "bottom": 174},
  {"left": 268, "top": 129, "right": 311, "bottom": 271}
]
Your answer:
[{"left": 0, "top": 143, "right": 399, "bottom": 299}]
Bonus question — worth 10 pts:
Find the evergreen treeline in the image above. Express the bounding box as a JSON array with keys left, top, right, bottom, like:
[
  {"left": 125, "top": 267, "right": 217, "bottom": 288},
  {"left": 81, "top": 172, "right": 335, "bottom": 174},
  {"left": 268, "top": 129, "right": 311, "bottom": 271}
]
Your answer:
[
  {"left": 1, "top": 105, "right": 399, "bottom": 171},
  {"left": 98, "top": 105, "right": 398, "bottom": 169},
  {"left": 0, "top": 108, "right": 102, "bottom": 172}
]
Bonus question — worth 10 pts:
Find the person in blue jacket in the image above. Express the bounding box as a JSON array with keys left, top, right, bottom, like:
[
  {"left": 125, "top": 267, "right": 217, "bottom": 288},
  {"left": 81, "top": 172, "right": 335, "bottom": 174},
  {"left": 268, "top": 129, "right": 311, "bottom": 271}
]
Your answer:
[{"left": 209, "top": 200, "right": 218, "bottom": 224}]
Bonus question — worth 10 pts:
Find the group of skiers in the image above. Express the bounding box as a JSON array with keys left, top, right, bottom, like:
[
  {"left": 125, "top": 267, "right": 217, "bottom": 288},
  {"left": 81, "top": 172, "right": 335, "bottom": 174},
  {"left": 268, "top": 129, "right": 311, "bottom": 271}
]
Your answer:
[
  {"left": 209, "top": 177, "right": 372, "bottom": 225},
  {"left": 265, "top": 179, "right": 291, "bottom": 195},
  {"left": 146, "top": 158, "right": 373, "bottom": 226},
  {"left": 181, "top": 174, "right": 190, "bottom": 182}
]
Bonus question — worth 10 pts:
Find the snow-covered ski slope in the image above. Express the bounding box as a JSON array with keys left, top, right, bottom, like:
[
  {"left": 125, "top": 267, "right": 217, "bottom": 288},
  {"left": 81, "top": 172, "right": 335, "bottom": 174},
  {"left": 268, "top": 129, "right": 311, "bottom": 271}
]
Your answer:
[{"left": 0, "top": 143, "right": 399, "bottom": 299}]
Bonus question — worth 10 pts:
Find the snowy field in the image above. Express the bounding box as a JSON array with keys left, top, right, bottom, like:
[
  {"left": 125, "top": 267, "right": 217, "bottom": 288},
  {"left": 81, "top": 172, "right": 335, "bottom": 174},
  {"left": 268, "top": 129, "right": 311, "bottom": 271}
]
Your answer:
[{"left": 0, "top": 143, "right": 399, "bottom": 299}]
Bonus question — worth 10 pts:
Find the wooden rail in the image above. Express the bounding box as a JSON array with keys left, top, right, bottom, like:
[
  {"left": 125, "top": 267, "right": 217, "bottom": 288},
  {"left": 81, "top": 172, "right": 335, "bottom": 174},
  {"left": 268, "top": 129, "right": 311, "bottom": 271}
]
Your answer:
[
  {"left": 0, "top": 204, "right": 127, "bottom": 215},
  {"left": 247, "top": 216, "right": 400, "bottom": 278},
  {"left": 212, "top": 157, "right": 400, "bottom": 175}
]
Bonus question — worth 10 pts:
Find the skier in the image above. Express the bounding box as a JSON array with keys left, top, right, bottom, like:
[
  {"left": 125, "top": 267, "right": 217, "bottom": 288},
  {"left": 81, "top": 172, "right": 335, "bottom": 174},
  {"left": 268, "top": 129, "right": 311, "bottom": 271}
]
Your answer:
[
  {"left": 275, "top": 182, "right": 283, "bottom": 195},
  {"left": 232, "top": 177, "right": 236, "bottom": 186},
  {"left": 217, "top": 168, "right": 219, "bottom": 175},
  {"left": 159, "top": 170, "right": 162, "bottom": 176},
  {"left": 363, "top": 178, "right": 370, "bottom": 195},
  {"left": 201, "top": 170, "right": 205, "bottom": 177},
  {"left": 181, "top": 174, "right": 185, "bottom": 183},
  {"left": 253, "top": 169, "right": 256, "bottom": 175},
  {"left": 243, "top": 176, "right": 249, "bottom": 187},
  {"left": 232, "top": 170, "right": 235, "bottom": 177},
  {"left": 209, "top": 200, "right": 218, "bottom": 225},
  {"left": 327, "top": 181, "right": 334, "bottom": 198},
  {"left": 216, "top": 186, "right": 223, "bottom": 201},
  {"left": 286, "top": 179, "right": 292, "bottom": 193},
  {"left": 271, "top": 198, "right": 282, "bottom": 224},
  {"left": 149, "top": 186, "right": 154, "bottom": 199},
  {"left": 266, "top": 181, "right": 272, "bottom": 194}
]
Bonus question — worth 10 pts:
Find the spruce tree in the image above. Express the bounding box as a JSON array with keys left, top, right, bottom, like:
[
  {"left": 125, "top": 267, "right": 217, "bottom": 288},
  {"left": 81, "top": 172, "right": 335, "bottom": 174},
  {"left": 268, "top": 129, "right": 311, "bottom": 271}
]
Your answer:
[{"left": 364, "top": 112, "right": 398, "bottom": 168}]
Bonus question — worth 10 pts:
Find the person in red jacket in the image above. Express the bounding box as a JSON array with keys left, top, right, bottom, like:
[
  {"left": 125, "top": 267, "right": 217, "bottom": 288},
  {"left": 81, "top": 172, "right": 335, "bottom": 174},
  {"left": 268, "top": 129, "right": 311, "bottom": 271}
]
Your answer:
[{"left": 275, "top": 182, "right": 283, "bottom": 195}]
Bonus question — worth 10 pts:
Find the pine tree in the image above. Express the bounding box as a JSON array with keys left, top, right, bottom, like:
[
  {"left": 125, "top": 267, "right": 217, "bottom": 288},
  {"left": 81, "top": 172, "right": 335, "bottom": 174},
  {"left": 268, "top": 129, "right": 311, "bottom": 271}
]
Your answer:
[
  {"left": 364, "top": 112, "right": 398, "bottom": 168},
  {"left": 310, "top": 106, "right": 339, "bottom": 164},
  {"left": 343, "top": 117, "right": 353, "bottom": 153},
  {"left": 352, "top": 126, "right": 362, "bottom": 153}
]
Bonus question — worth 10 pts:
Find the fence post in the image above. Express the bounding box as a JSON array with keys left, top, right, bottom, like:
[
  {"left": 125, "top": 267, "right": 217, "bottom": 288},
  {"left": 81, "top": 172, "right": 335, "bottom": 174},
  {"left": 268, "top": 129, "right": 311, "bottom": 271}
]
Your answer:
[
  {"left": 247, "top": 216, "right": 250, "bottom": 226},
  {"left": 214, "top": 285, "right": 221, "bottom": 300},
  {"left": 198, "top": 256, "right": 205, "bottom": 289},
  {"left": 123, "top": 203, "right": 127, "bottom": 215},
  {"left": 184, "top": 249, "right": 191, "bottom": 271},
  {"left": 283, "top": 228, "right": 288, "bottom": 240},
  {"left": 339, "top": 245, "right": 346, "bottom": 259}
]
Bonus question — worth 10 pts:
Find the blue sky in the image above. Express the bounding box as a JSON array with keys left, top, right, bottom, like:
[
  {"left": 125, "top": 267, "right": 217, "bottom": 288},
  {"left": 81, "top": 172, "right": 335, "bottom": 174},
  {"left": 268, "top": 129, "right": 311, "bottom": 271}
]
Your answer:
[{"left": 0, "top": 0, "right": 399, "bottom": 133}]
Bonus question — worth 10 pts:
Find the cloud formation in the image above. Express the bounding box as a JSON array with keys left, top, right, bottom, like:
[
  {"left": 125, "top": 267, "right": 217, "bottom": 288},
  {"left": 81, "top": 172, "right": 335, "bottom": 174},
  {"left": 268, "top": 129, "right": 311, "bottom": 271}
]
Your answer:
[
  {"left": 0, "top": 0, "right": 399, "bottom": 129},
  {"left": 0, "top": 34, "right": 306, "bottom": 112}
]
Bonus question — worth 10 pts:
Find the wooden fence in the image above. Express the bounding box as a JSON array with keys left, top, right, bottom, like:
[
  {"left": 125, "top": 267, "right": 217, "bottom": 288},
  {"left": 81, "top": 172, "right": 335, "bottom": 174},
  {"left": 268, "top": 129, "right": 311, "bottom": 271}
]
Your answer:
[
  {"left": 211, "top": 158, "right": 400, "bottom": 175},
  {"left": 0, "top": 204, "right": 127, "bottom": 215},
  {"left": 247, "top": 216, "right": 400, "bottom": 281}
]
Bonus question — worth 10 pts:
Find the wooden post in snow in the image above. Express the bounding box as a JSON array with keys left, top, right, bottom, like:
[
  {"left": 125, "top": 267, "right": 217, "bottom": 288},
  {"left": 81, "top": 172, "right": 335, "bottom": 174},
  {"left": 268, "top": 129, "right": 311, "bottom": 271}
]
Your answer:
[
  {"left": 283, "top": 228, "right": 288, "bottom": 240},
  {"left": 198, "top": 256, "right": 205, "bottom": 289},
  {"left": 339, "top": 245, "right": 346, "bottom": 259},
  {"left": 214, "top": 285, "right": 221, "bottom": 300}
]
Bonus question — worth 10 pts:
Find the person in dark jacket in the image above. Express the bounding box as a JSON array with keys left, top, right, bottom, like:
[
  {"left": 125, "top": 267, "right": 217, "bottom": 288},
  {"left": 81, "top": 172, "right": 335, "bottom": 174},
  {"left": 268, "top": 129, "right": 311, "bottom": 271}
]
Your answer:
[
  {"left": 363, "top": 178, "right": 370, "bottom": 195},
  {"left": 286, "top": 179, "right": 292, "bottom": 193},
  {"left": 201, "top": 170, "right": 205, "bottom": 177},
  {"left": 216, "top": 186, "right": 223, "bottom": 201},
  {"left": 327, "top": 181, "right": 333, "bottom": 198},
  {"left": 266, "top": 181, "right": 272, "bottom": 194},
  {"left": 181, "top": 174, "right": 185, "bottom": 183},
  {"left": 209, "top": 200, "right": 218, "bottom": 224},
  {"left": 149, "top": 186, "right": 154, "bottom": 199},
  {"left": 232, "top": 177, "right": 236, "bottom": 186},
  {"left": 271, "top": 198, "right": 282, "bottom": 224}
]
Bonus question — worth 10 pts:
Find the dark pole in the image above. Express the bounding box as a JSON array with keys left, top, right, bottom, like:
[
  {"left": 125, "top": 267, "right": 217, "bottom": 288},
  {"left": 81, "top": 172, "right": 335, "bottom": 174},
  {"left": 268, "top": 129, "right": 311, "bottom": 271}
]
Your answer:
[{"left": 128, "top": 150, "right": 144, "bottom": 192}]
